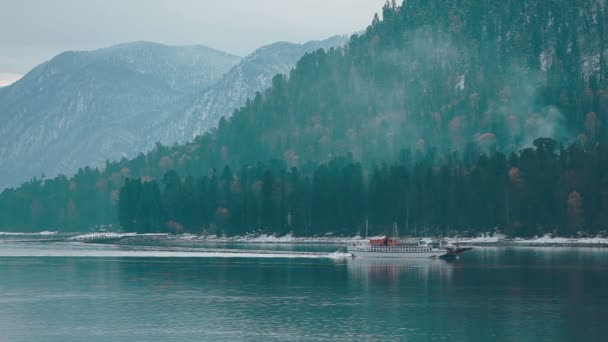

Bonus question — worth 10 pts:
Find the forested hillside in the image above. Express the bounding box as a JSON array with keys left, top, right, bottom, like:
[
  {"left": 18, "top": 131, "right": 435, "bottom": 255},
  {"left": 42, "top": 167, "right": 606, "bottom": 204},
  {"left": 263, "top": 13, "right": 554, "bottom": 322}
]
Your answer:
[
  {"left": 202, "top": 0, "right": 607, "bottom": 167},
  {"left": 1, "top": 0, "right": 607, "bottom": 235}
]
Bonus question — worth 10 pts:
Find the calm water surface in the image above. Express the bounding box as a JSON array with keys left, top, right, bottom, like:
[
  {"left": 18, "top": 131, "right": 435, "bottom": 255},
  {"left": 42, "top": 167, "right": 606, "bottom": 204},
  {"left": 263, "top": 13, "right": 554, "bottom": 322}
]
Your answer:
[{"left": 0, "top": 241, "right": 607, "bottom": 342}]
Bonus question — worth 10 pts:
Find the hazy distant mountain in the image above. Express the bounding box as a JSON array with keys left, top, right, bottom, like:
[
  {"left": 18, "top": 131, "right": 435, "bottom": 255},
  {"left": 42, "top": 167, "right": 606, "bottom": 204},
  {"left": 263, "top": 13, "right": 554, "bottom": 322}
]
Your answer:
[
  {"left": 142, "top": 35, "right": 349, "bottom": 148},
  {"left": 0, "top": 42, "right": 240, "bottom": 189},
  {"left": 0, "top": 37, "right": 347, "bottom": 188}
]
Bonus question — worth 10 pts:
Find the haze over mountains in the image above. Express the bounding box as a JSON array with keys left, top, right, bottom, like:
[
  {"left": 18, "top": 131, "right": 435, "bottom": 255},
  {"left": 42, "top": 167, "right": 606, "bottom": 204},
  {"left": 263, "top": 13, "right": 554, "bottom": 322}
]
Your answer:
[{"left": 0, "top": 36, "right": 347, "bottom": 188}]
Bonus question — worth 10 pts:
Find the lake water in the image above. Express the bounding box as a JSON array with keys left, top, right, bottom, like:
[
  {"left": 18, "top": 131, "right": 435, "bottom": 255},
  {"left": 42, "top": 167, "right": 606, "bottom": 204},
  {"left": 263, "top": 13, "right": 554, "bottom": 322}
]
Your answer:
[{"left": 0, "top": 241, "right": 607, "bottom": 341}]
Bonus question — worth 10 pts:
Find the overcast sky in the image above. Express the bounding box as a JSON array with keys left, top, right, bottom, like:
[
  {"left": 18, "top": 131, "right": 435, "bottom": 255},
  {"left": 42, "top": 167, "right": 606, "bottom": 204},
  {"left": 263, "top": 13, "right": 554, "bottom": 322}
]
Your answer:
[{"left": 0, "top": 0, "right": 387, "bottom": 86}]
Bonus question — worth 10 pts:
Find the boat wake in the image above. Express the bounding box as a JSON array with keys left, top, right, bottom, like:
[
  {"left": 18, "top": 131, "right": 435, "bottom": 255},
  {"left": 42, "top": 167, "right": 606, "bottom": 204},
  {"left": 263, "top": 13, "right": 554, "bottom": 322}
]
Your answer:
[{"left": 0, "top": 242, "right": 353, "bottom": 259}]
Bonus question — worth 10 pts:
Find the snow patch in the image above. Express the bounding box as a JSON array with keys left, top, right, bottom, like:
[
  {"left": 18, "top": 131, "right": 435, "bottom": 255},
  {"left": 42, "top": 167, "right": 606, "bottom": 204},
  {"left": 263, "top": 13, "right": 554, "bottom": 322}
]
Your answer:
[
  {"left": 455, "top": 233, "right": 508, "bottom": 243},
  {"left": 173, "top": 233, "right": 361, "bottom": 244},
  {"left": 512, "top": 234, "right": 608, "bottom": 246},
  {"left": 69, "top": 232, "right": 168, "bottom": 241},
  {"left": 455, "top": 74, "right": 465, "bottom": 91},
  {"left": 0, "top": 231, "right": 58, "bottom": 236}
]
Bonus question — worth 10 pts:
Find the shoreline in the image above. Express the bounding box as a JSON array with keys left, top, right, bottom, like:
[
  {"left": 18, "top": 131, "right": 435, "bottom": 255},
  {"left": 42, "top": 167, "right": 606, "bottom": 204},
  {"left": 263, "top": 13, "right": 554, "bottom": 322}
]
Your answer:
[{"left": 3, "top": 232, "right": 608, "bottom": 248}]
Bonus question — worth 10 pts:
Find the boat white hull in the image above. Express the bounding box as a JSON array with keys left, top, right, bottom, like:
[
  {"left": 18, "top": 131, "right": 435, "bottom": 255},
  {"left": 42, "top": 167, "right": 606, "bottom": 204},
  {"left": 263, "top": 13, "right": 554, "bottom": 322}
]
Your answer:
[
  {"left": 348, "top": 249, "right": 446, "bottom": 259},
  {"left": 346, "top": 238, "right": 471, "bottom": 259}
]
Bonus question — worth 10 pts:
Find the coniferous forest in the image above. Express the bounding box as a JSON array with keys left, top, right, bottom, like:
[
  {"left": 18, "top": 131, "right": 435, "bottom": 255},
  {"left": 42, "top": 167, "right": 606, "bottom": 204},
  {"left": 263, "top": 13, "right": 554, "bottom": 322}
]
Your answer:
[
  {"left": 114, "top": 139, "right": 608, "bottom": 237},
  {"left": 1, "top": 0, "right": 608, "bottom": 236}
]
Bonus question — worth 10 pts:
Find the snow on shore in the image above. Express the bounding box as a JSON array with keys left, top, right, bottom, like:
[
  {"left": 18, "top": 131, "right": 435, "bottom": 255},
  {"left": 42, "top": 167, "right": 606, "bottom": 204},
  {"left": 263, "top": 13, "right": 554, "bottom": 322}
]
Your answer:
[
  {"left": 455, "top": 233, "right": 508, "bottom": 243},
  {"left": 511, "top": 234, "right": 608, "bottom": 246},
  {"left": 170, "top": 233, "right": 365, "bottom": 244},
  {"left": 3, "top": 231, "right": 608, "bottom": 247},
  {"left": 449, "top": 233, "right": 608, "bottom": 246},
  {"left": 0, "top": 231, "right": 58, "bottom": 236},
  {"left": 69, "top": 232, "right": 136, "bottom": 241},
  {"left": 69, "top": 232, "right": 168, "bottom": 241},
  {"left": 178, "top": 232, "right": 608, "bottom": 246}
]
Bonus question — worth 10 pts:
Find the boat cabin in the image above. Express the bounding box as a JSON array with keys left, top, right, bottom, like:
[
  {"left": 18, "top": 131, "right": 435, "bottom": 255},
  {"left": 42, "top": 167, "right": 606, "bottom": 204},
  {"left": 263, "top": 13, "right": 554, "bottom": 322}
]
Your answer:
[{"left": 369, "top": 237, "right": 399, "bottom": 246}]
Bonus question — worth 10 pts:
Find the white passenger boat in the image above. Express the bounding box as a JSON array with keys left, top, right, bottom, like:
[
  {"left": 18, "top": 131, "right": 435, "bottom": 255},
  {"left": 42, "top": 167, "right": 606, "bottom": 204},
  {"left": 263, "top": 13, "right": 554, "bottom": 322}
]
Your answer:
[{"left": 347, "top": 236, "right": 471, "bottom": 259}]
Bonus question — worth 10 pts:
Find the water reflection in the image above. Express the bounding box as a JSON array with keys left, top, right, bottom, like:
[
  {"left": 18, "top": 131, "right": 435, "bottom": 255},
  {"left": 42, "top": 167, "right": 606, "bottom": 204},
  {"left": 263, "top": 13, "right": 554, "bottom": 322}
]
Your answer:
[{"left": 346, "top": 257, "right": 456, "bottom": 283}]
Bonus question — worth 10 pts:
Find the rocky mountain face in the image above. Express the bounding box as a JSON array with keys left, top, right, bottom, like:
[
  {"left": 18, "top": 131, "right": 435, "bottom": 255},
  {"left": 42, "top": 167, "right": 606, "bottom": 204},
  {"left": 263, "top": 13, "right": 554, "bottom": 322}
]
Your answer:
[{"left": 0, "top": 37, "right": 346, "bottom": 188}]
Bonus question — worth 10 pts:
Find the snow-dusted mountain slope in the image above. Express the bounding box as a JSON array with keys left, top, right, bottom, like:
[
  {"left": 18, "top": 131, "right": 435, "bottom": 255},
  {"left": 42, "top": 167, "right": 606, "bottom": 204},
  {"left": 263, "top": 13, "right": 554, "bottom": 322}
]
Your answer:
[{"left": 0, "top": 42, "right": 240, "bottom": 188}]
